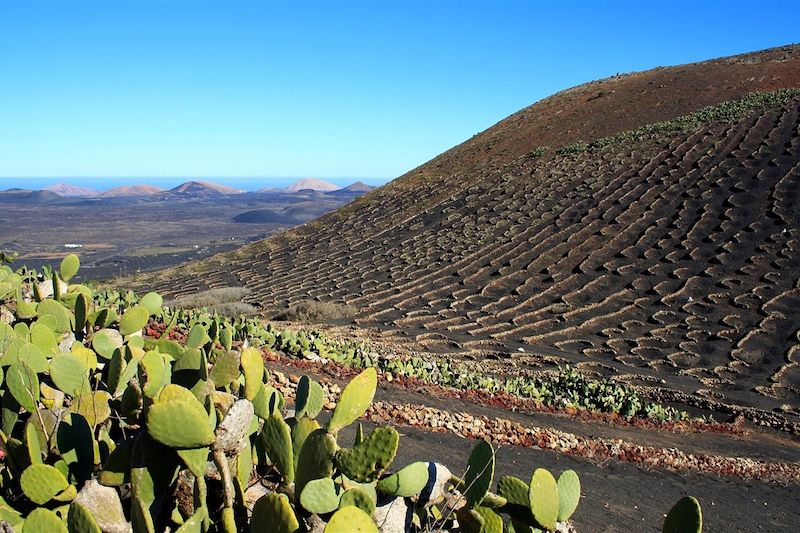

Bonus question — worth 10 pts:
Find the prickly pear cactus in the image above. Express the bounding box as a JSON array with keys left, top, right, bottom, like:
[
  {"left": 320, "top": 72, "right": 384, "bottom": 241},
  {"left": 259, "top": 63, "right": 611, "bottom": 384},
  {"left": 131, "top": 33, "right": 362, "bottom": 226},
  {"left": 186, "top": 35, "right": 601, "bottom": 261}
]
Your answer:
[
  {"left": 335, "top": 426, "right": 399, "bottom": 482},
  {"left": 663, "top": 496, "right": 703, "bottom": 533},
  {"left": 326, "top": 367, "right": 377, "bottom": 434},
  {"left": 529, "top": 468, "right": 559, "bottom": 531},
  {"left": 376, "top": 461, "right": 430, "bottom": 497},
  {"left": 557, "top": 469, "right": 581, "bottom": 522},
  {"left": 464, "top": 439, "right": 495, "bottom": 508}
]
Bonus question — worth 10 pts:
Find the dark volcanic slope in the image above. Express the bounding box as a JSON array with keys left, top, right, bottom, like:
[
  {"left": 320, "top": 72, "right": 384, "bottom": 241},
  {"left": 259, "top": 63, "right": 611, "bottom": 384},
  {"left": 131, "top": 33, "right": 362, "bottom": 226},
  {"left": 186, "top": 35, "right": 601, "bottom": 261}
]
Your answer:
[{"left": 133, "top": 46, "right": 800, "bottom": 419}]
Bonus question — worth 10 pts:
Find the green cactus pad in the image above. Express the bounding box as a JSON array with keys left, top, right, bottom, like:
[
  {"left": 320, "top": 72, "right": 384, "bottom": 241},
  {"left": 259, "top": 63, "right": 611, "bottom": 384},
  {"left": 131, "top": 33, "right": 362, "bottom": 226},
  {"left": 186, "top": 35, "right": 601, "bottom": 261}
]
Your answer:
[
  {"left": 335, "top": 426, "right": 399, "bottom": 483},
  {"left": 291, "top": 416, "right": 320, "bottom": 471},
  {"left": 59, "top": 254, "right": 80, "bottom": 282},
  {"left": 327, "top": 367, "right": 377, "bottom": 434},
  {"left": 528, "top": 468, "right": 559, "bottom": 531},
  {"left": 37, "top": 300, "right": 73, "bottom": 333},
  {"left": 20, "top": 463, "right": 70, "bottom": 505},
  {"left": 209, "top": 350, "right": 241, "bottom": 388},
  {"left": 557, "top": 470, "right": 580, "bottom": 522},
  {"left": 296, "top": 375, "right": 325, "bottom": 419},
  {"left": 131, "top": 495, "right": 155, "bottom": 533},
  {"left": 70, "top": 391, "right": 112, "bottom": 426},
  {"left": 7, "top": 361, "right": 40, "bottom": 413},
  {"left": 663, "top": 496, "right": 702, "bottom": 533},
  {"left": 300, "top": 477, "right": 340, "bottom": 515},
  {"left": 130, "top": 434, "right": 180, "bottom": 507},
  {"left": 25, "top": 419, "right": 44, "bottom": 464},
  {"left": 67, "top": 501, "right": 102, "bottom": 533},
  {"left": 49, "top": 353, "right": 88, "bottom": 397},
  {"left": 261, "top": 413, "right": 295, "bottom": 483},
  {"left": 175, "top": 508, "right": 206, "bottom": 533},
  {"left": 119, "top": 305, "right": 149, "bottom": 336},
  {"left": 498, "top": 476, "right": 530, "bottom": 507},
  {"left": 376, "top": 461, "right": 429, "bottom": 497},
  {"left": 99, "top": 439, "right": 132, "bottom": 486},
  {"left": 295, "top": 428, "right": 338, "bottom": 497},
  {"left": 73, "top": 292, "right": 89, "bottom": 331},
  {"left": 147, "top": 398, "right": 215, "bottom": 448},
  {"left": 324, "top": 506, "right": 377, "bottom": 532},
  {"left": 185, "top": 324, "right": 210, "bottom": 350},
  {"left": 30, "top": 322, "right": 57, "bottom": 355},
  {"left": 91, "top": 329, "right": 123, "bottom": 360},
  {"left": 464, "top": 439, "right": 495, "bottom": 508},
  {"left": 241, "top": 347, "right": 265, "bottom": 401},
  {"left": 251, "top": 493, "right": 299, "bottom": 533},
  {"left": 139, "top": 292, "right": 163, "bottom": 315},
  {"left": 177, "top": 447, "right": 210, "bottom": 478},
  {"left": 56, "top": 413, "right": 94, "bottom": 484},
  {"left": 140, "top": 351, "right": 167, "bottom": 398},
  {"left": 22, "top": 507, "right": 68, "bottom": 533},
  {"left": 457, "top": 506, "right": 503, "bottom": 533},
  {"left": 253, "top": 384, "right": 284, "bottom": 419},
  {"left": 157, "top": 383, "right": 197, "bottom": 403},
  {"left": 339, "top": 487, "right": 375, "bottom": 516}
]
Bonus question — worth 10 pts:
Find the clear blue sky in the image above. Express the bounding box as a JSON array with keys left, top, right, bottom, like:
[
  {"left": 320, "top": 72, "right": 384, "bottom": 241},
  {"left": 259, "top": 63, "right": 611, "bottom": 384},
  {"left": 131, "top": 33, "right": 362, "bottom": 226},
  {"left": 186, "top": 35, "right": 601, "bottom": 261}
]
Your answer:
[{"left": 0, "top": 0, "right": 797, "bottom": 191}]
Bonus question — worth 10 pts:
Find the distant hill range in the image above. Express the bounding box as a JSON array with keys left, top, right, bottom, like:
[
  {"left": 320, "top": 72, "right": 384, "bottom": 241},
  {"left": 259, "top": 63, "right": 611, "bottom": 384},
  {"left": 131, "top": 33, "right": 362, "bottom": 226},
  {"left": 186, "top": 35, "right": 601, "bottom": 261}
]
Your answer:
[
  {"left": 131, "top": 45, "right": 800, "bottom": 422},
  {"left": 43, "top": 184, "right": 100, "bottom": 197},
  {"left": 99, "top": 185, "right": 166, "bottom": 197},
  {"left": 1, "top": 179, "right": 375, "bottom": 200},
  {"left": 0, "top": 188, "right": 63, "bottom": 204},
  {"left": 258, "top": 178, "right": 375, "bottom": 194}
]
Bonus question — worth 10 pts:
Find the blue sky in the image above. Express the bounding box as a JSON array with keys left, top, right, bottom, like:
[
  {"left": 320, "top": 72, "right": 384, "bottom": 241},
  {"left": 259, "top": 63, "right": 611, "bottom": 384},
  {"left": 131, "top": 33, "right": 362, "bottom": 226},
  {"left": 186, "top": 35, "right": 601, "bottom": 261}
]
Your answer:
[{"left": 0, "top": 0, "right": 797, "bottom": 191}]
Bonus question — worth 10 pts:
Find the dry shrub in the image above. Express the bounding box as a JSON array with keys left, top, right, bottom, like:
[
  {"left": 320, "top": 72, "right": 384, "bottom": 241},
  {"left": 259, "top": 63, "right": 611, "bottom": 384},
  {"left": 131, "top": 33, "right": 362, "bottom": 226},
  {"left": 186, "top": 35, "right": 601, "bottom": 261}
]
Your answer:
[
  {"left": 166, "top": 287, "right": 256, "bottom": 316},
  {"left": 272, "top": 300, "right": 356, "bottom": 323}
]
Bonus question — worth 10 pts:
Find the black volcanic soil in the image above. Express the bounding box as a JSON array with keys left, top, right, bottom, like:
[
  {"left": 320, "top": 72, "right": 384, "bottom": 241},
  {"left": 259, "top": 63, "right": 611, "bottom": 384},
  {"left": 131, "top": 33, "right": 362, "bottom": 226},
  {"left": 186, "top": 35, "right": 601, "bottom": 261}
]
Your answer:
[{"left": 281, "top": 360, "right": 800, "bottom": 532}]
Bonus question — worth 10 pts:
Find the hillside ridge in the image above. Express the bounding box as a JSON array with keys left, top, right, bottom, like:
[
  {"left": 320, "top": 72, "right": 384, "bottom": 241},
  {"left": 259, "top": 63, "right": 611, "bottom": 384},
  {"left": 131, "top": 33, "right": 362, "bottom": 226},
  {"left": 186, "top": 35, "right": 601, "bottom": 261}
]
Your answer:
[{"left": 127, "top": 45, "right": 800, "bottom": 424}]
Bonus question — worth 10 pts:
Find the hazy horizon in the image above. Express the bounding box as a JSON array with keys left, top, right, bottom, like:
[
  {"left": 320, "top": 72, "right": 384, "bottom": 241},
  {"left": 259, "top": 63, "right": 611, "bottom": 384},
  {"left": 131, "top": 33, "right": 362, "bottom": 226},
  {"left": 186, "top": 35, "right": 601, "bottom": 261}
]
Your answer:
[{"left": 0, "top": 176, "right": 385, "bottom": 193}]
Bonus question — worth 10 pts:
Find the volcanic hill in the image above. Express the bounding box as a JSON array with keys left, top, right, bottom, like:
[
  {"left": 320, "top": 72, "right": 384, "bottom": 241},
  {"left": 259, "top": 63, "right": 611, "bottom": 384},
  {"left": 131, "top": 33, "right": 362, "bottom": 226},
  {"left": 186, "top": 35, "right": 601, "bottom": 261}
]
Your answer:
[{"left": 131, "top": 45, "right": 800, "bottom": 424}]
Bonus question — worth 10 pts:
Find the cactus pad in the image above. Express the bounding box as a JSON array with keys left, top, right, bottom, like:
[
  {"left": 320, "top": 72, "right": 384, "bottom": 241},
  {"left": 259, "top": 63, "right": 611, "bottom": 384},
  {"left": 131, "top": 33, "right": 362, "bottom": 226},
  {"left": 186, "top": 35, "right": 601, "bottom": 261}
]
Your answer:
[
  {"left": 376, "top": 461, "right": 430, "bottom": 497},
  {"left": 241, "top": 347, "right": 265, "bottom": 401},
  {"left": 296, "top": 375, "right": 325, "bottom": 419},
  {"left": 339, "top": 487, "right": 375, "bottom": 516},
  {"left": 20, "top": 463, "right": 70, "bottom": 505},
  {"left": 23, "top": 508, "right": 68, "bottom": 533},
  {"left": 70, "top": 391, "right": 112, "bottom": 426},
  {"left": 291, "top": 416, "right": 320, "bottom": 471},
  {"left": 119, "top": 305, "right": 149, "bottom": 336},
  {"left": 327, "top": 367, "right": 377, "bottom": 434},
  {"left": 49, "top": 353, "right": 88, "bottom": 397},
  {"left": 91, "top": 328, "right": 123, "bottom": 360},
  {"left": 147, "top": 398, "right": 215, "bottom": 449},
  {"left": 7, "top": 361, "right": 39, "bottom": 413},
  {"left": 335, "top": 426, "right": 399, "bottom": 483},
  {"left": 261, "top": 413, "right": 295, "bottom": 483},
  {"left": 663, "top": 496, "right": 702, "bottom": 533},
  {"left": 209, "top": 350, "right": 241, "bottom": 388},
  {"left": 464, "top": 439, "right": 495, "bottom": 508},
  {"left": 59, "top": 254, "right": 80, "bottom": 282},
  {"left": 324, "top": 506, "right": 377, "bottom": 532},
  {"left": 557, "top": 469, "right": 580, "bottom": 522},
  {"left": 139, "top": 292, "right": 163, "bottom": 315},
  {"left": 295, "top": 428, "right": 337, "bottom": 497},
  {"left": 528, "top": 468, "right": 559, "bottom": 531},
  {"left": 251, "top": 493, "right": 300, "bottom": 533},
  {"left": 300, "top": 477, "right": 340, "bottom": 515}
]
